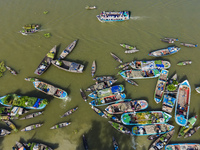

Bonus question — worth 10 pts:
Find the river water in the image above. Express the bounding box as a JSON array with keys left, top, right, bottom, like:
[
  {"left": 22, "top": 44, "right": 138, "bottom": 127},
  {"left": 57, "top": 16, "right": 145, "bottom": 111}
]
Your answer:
[{"left": 0, "top": 0, "right": 200, "bottom": 149}]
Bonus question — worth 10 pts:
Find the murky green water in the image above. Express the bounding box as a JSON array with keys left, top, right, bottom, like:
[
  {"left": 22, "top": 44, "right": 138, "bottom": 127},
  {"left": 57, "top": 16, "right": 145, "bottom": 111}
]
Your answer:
[{"left": 0, "top": 0, "right": 200, "bottom": 149}]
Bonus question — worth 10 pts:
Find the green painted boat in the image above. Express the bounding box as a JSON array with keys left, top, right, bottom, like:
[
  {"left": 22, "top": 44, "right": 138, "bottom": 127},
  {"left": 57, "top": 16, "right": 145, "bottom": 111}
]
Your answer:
[{"left": 177, "top": 60, "right": 192, "bottom": 66}]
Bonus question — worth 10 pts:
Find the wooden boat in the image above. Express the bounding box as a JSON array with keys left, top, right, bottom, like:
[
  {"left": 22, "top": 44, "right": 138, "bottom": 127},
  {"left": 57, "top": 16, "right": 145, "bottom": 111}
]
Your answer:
[
  {"left": 33, "top": 81, "right": 68, "bottom": 100},
  {"left": 121, "top": 111, "right": 172, "bottom": 125},
  {"left": 21, "top": 123, "right": 43, "bottom": 131},
  {"left": 132, "top": 123, "right": 174, "bottom": 136},
  {"left": 51, "top": 60, "right": 84, "bottom": 73},
  {"left": 108, "top": 121, "right": 131, "bottom": 135},
  {"left": 10, "top": 106, "right": 29, "bottom": 116},
  {"left": 175, "top": 80, "right": 191, "bottom": 126},
  {"left": 85, "top": 79, "right": 117, "bottom": 92},
  {"left": 120, "top": 43, "right": 135, "bottom": 49},
  {"left": 148, "top": 46, "right": 180, "bottom": 57},
  {"left": 180, "top": 42, "right": 198, "bottom": 47},
  {"left": 195, "top": 87, "right": 200, "bottom": 93},
  {"left": 80, "top": 89, "right": 87, "bottom": 102},
  {"left": 154, "top": 69, "right": 169, "bottom": 103},
  {"left": 12, "top": 142, "right": 26, "bottom": 150},
  {"left": 160, "top": 38, "right": 178, "bottom": 43},
  {"left": 162, "top": 74, "right": 178, "bottom": 113},
  {"left": 50, "top": 122, "right": 71, "bottom": 129},
  {"left": 0, "top": 94, "right": 47, "bottom": 109},
  {"left": 103, "top": 111, "right": 121, "bottom": 123},
  {"left": 60, "top": 107, "right": 78, "bottom": 118},
  {"left": 85, "top": 6, "right": 96, "bottom": 10},
  {"left": 119, "top": 69, "right": 161, "bottom": 79},
  {"left": 165, "top": 143, "right": 200, "bottom": 150},
  {"left": 20, "top": 111, "right": 43, "bottom": 120},
  {"left": 124, "top": 78, "right": 138, "bottom": 86},
  {"left": 97, "top": 11, "right": 130, "bottom": 22},
  {"left": 89, "top": 93, "right": 126, "bottom": 106},
  {"left": 110, "top": 52, "right": 123, "bottom": 63},
  {"left": 34, "top": 45, "right": 56, "bottom": 75},
  {"left": 20, "top": 24, "right": 40, "bottom": 35},
  {"left": 88, "top": 85, "right": 124, "bottom": 99},
  {"left": 184, "top": 126, "right": 200, "bottom": 138},
  {"left": 129, "top": 60, "right": 171, "bottom": 70},
  {"left": 0, "top": 115, "right": 13, "bottom": 120},
  {"left": 149, "top": 130, "right": 175, "bottom": 150},
  {"left": 116, "top": 62, "right": 130, "bottom": 69},
  {"left": 3, "top": 120, "right": 18, "bottom": 132},
  {"left": 105, "top": 99, "right": 148, "bottom": 114},
  {"left": 148, "top": 134, "right": 160, "bottom": 140},
  {"left": 125, "top": 49, "right": 139, "bottom": 54},
  {"left": 24, "top": 142, "right": 53, "bottom": 150},
  {"left": 93, "top": 76, "right": 115, "bottom": 82},
  {"left": 112, "top": 137, "right": 119, "bottom": 150},
  {"left": 59, "top": 39, "right": 78, "bottom": 59},
  {"left": 25, "top": 77, "right": 39, "bottom": 82},
  {"left": 91, "top": 106, "right": 107, "bottom": 118},
  {"left": 177, "top": 115, "right": 197, "bottom": 138},
  {"left": 5, "top": 66, "right": 17, "bottom": 75},
  {"left": 91, "top": 61, "right": 96, "bottom": 77},
  {"left": 177, "top": 60, "right": 192, "bottom": 66},
  {"left": 0, "top": 129, "right": 10, "bottom": 137},
  {"left": 83, "top": 134, "right": 89, "bottom": 150}
]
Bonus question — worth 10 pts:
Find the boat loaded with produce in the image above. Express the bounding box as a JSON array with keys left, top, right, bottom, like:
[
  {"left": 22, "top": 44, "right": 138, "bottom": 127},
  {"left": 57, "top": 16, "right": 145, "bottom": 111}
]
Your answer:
[
  {"left": 177, "top": 60, "right": 192, "bottom": 66},
  {"left": 121, "top": 111, "right": 172, "bottom": 125},
  {"left": 108, "top": 121, "right": 131, "bottom": 135},
  {"left": 21, "top": 123, "right": 43, "bottom": 132},
  {"left": 129, "top": 60, "right": 171, "bottom": 70},
  {"left": 132, "top": 123, "right": 174, "bottom": 136},
  {"left": 20, "top": 111, "right": 43, "bottom": 120},
  {"left": 0, "top": 94, "right": 47, "bottom": 109},
  {"left": 96, "top": 11, "right": 130, "bottom": 22},
  {"left": 50, "top": 122, "right": 71, "bottom": 129},
  {"left": 105, "top": 99, "right": 148, "bottom": 114},
  {"left": 34, "top": 45, "right": 57, "bottom": 75},
  {"left": 20, "top": 24, "right": 40, "bottom": 35},
  {"left": 154, "top": 69, "right": 169, "bottom": 104}
]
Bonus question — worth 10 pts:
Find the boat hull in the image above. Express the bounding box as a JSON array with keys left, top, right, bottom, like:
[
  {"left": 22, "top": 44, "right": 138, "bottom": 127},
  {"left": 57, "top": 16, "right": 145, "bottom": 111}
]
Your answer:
[
  {"left": 148, "top": 46, "right": 180, "bottom": 57},
  {"left": 165, "top": 143, "right": 200, "bottom": 150}
]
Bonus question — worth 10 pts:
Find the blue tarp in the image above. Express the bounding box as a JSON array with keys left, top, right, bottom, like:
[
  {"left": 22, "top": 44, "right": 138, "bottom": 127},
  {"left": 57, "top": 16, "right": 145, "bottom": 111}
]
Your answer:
[{"left": 33, "top": 98, "right": 41, "bottom": 108}]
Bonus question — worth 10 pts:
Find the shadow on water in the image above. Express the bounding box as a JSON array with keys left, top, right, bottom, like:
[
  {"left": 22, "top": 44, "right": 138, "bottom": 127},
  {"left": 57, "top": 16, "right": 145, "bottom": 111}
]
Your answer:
[
  {"left": 75, "top": 120, "right": 136, "bottom": 150},
  {"left": 179, "top": 75, "right": 188, "bottom": 83}
]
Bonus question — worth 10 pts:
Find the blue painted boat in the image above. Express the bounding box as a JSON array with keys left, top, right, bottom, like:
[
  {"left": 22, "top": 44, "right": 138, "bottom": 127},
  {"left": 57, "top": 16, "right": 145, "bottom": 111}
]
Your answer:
[
  {"left": 148, "top": 46, "right": 180, "bottom": 57},
  {"left": 96, "top": 11, "right": 130, "bottom": 22},
  {"left": 154, "top": 69, "right": 169, "bottom": 104},
  {"left": 165, "top": 143, "right": 200, "bottom": 150},
  {"left": 129, "top": 60, "right": 171, "bottom": 70},
  {"left": 175, "top": 80, "right": 191, "bottom": 126},
  {"left": 119, "top": 69, "right": 160, "bottom": 79},
  {"left": 33, "top": 81, "right": 68, "bottom": 100},
  {"left": 132, "top": 123, "right": 174, "bottom": 136},
  {"left": 121, "top": 111, "right": 171, "bottom": 125},
  {"left": 0, "top": 94, "right": 47, "bottom": 109},
  {"left": 91, "top": 106, "right": 107, "bottom": 119},
  {"left": 162, "top": 94, "right": 176, "bottom": 114},
  {"left": 88, "top": 85, "right": 124, "bottom": 99},
  {"left": 89, "top": 93, "right": 126, "bottom": 106}
]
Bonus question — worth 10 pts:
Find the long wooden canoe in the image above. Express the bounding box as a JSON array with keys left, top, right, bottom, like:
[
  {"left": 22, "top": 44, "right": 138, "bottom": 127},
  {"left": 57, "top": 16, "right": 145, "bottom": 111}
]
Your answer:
[
  {"left": 50, "top": 122, "right": 71, "bottom": 129},
  {"left": 21, "top": 123, "right": 43, "bottom": 131},
  {"left": 165, "top": 143, "right": 200, "bottom": 150},
  {"left": 91, "top": 61, "right": 96, "bottom": 77}
]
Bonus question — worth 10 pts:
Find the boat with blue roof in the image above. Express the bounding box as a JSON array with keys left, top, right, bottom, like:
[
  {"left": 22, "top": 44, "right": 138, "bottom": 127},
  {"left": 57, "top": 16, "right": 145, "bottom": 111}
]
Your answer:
[
  {"left": 119, "top": 69, "right": 161, "bottom": 79},
  {"left": 0, "top": 94, "right": 47, "bottom": 109},
  {"left": 175, "top": 80, "right": 191, "bottom": 126},
  {"left": 154, "top": 69, "right": 169, "bottom": 104},
  {"left": 129, "top": 60, "right": 171, "bottom": 70},
  {"left": 121, "top": 111, "right": 171, "bottom": 125},
  {"left": 96, "top": 11, "right": 130, "bottom": 22},
  {"left": 132, "top": 123, "right": 174, "bottom": 136},
  {"left": 88, "top": 85, "right": 124, "bottom": 99},
  {"left": 89, "top": 93, "right": 126, "bottom": 106},
  {"left": 148, "top": 46, "right": 180, "bottom": 57},
  {"left": 32, "top": 81, "right": 68, "bottom": 100}
]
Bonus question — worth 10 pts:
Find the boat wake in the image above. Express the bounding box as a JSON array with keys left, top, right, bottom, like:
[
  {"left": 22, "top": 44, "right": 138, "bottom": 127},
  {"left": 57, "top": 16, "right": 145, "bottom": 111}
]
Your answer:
[
  {"left": 130, "top": 16, "right": 148, "bottom": 20},
  {"left": 60, "top": 97, "right": 71, "bottom": 108},
  {"left": 131, "top": 135, "right": 137, "bottom": 149}
]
